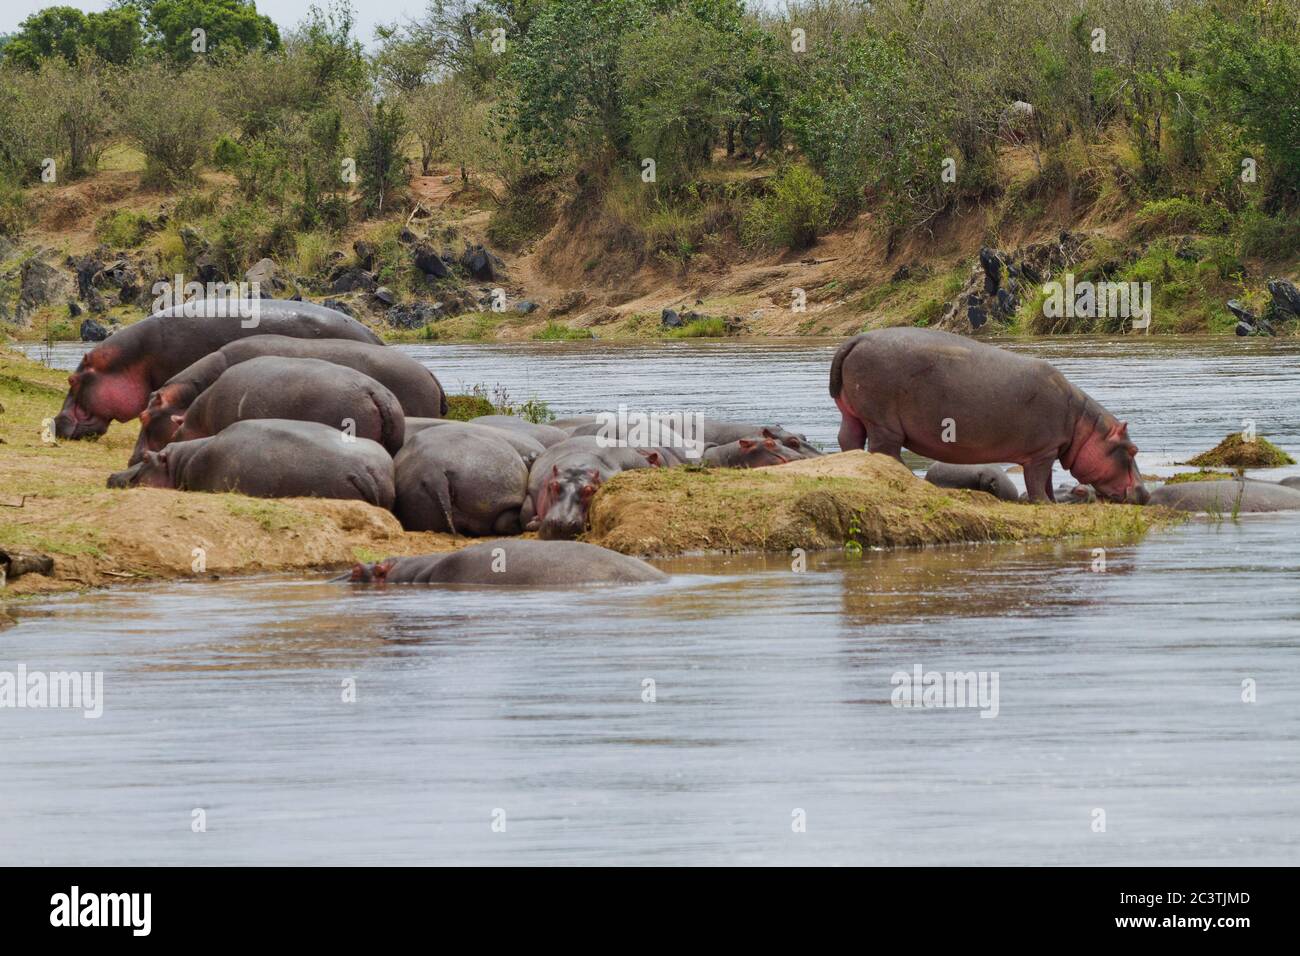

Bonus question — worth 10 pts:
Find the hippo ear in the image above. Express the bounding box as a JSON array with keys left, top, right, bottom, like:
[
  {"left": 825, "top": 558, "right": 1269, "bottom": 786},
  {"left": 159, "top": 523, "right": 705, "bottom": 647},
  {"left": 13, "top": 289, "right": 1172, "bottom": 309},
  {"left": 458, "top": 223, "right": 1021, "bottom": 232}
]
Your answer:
[
  {"left": 551, "top": 464, "right": 560, "bottom": 477},
  {"left": 374, "top": 558, "right": 396, "bottom": 581},
  {"left": 738, "top": 438, "right": 757, "bottom": 450},
  {"left": 763, "top": 437, "right": 778, "bottom": 450},
  {"left": 170, "top": 414, "right": 184, "bottom": 427},
  {"left": 588, "top": 468, "right": 601, "bottom": 483},
  {"left": 641, "top": 451, "right": 662, "bottom": 467},
  {"left": 761, "top": 428, "right": 776, "bottom": 439}
]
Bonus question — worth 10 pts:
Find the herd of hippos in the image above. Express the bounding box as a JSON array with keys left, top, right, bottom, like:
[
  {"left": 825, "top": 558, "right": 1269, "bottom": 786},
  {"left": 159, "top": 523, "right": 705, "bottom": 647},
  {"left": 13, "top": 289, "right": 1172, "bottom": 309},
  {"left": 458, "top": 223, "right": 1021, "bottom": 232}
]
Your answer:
[{"left": 51, "top": 299, "right": 1300, "bottom": 587}]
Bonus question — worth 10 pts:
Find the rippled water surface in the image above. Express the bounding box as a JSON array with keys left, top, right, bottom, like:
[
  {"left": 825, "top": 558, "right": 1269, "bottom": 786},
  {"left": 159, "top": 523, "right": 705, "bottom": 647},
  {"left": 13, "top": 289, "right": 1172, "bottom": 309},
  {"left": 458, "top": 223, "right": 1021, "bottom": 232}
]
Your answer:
[{"left": 5, "top": 337, "right": 1300, "bottom": 864}]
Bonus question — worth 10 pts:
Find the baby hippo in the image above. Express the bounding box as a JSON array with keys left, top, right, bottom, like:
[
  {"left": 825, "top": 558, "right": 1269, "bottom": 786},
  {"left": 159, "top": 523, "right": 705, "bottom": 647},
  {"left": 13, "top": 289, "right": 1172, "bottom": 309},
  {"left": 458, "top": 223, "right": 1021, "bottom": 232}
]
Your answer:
[
  {"left": 172, "top": 356, "right": 406, "bottom": 454},
  {"left": 703, "top": 436, "right": 799, "bottom": 468},
  {"left": 106, "top": 419, "right": 395, "bottom": 508},
  {"left": 925, "top": 462, "right": 1021, "bottom": 502},
  {"left": 347, "top": 539, "right": 667, "bottom": 586},
  {"left": 393, "top": 426, "right": 529, "bottom": 535}
]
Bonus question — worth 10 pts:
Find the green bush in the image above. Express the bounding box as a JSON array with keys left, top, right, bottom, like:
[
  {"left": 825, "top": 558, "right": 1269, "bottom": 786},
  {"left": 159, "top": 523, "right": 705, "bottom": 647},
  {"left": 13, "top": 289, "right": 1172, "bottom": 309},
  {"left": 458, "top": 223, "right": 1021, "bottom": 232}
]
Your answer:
[
  {"left": 1238, "top": 211, "right": 1300, "bottom": 260},
  {"left": 1132, "top": 198, "right": 1228, "bottom": 239},
  {"left": 0, "top": 174, "right": 27, "bottom": 238},
  {"left": 532, "top": 320, "right": 593, "bottom": 341},
  {"left": 94, "top": 209, "right": 150, "bottom": 248},
  {"left": 741, "top": 164, "right": 832, "bottom": 250}
]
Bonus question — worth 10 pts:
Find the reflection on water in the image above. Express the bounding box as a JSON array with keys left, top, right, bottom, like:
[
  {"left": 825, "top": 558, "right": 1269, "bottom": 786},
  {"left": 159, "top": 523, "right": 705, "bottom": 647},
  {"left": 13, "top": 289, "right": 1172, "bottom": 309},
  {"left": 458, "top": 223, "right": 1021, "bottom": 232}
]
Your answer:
[{"left": 5, "top": 337, "right": 1300, "bottom": 864}]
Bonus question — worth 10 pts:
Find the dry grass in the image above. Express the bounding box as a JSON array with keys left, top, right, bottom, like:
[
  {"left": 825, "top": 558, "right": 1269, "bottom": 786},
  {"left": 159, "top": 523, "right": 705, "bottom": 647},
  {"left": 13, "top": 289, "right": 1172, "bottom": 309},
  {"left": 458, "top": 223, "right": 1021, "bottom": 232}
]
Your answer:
[
  {"left": 586, "top": 451, "right": 1179, "bottom": 556},
  {"left": 1186, "top": 433, "right": 1295, "bottom": 468}
]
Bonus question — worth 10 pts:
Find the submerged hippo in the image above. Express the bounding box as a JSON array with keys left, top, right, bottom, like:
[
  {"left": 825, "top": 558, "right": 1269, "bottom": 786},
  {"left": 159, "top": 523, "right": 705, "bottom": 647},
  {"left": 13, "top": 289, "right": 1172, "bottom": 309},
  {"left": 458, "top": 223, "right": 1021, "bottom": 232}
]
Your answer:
[
  {"left": 1147, "top": 479, "right": 1300, "bottom": 513},
  {"left": 404, "top": 418, "right": 545, "bottom": 464},
  {"left": 393, "top": 426, "right": 528, "bottom": 535},
  {"left": 831, "top": 328, "right": 1148, "bottom": 504},
  {"left": 132, "top": 336, "right": 445, "bottom": 462},
  {"left": 106, "top": 419, "right": 395, "bottom": 507},
  {"left": 1281, "top": 477, "right": 1300, "bottom": 489},
  {"left": 925, "top": 462, "right": 1021, "bottom": 502},
  {"left": 54, "top": 299, "right": 380, "bottom": 439},
  {"left": 703, "top": 436, "right": 800, "bottom": 468},
  {"left": 521, "top": 436, "right": 657, "bottom": 540},
  {"left": 172, "top": 356, "right": 406, "bottom": 454},
  {"left": 470, "top": 415, "right": 571, "bottom": 448},
  {"left": 347, "top": 539, "right": 667, "bottom": 586}
]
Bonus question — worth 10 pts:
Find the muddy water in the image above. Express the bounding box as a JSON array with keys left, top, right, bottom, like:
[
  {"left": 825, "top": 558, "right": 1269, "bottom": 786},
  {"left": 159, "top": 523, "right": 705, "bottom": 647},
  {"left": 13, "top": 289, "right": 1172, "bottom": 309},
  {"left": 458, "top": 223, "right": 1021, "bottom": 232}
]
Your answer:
[{"left": 6, "top": 337, "right": 1300, "bottom": 864}]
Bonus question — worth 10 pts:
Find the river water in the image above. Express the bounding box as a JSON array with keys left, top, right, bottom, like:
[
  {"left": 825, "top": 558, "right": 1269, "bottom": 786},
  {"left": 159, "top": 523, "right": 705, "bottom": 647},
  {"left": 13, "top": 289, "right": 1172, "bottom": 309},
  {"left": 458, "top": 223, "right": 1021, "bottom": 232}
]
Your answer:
[{"left": 4, "top": 337, "right": 1299, "bottom": 864}]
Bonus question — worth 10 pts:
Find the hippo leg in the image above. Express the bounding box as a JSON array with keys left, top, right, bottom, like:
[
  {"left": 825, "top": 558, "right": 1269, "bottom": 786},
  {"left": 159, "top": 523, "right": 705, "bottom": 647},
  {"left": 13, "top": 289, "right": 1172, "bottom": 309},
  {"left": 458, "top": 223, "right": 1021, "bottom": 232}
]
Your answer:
[
  {"left": 835, "top": 395, "right": 867, "bottom": 451},
  {"left": 493, "top": 508, "right": 522, "bottom": 535},
  {"left": 864, "top": 424, "right": 904, "bottom": 460},
  {"left": 1023, "top": 458, "right": 1056, "bottom": 503}
]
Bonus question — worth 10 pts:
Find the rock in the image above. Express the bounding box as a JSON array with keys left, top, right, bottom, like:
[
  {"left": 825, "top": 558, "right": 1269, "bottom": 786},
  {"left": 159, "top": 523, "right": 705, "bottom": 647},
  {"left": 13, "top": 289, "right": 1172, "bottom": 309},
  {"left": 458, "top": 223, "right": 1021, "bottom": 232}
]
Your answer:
[
  {"left": 68, "top": 252, "right": 104, "bottom": 298},
  {"left": 0, "top": 548, "right": 54, "bottom": 581},
  {"left": 1235, "top": 320, "right": 1253, "bottom": 337},
  {"left": 386, "top": 302, "right": 445, "bottom": 329},
  {"left": 178, "top": 226, "right": 206, "bottom": 258},
  {"left": 995, "top": 288, "right": 1017, "bottom": 316},
  {"left": 353, "top": 241, "right": 375, "bottom": 270},
  {"left": 413, "top": 243, "right": 449, "bottom": 279},
  {"left": 398, "top": 227, "right": 419, "bottom": 245},
  {"left": 87, "top": 287, "right": 108, "bottom": 314},
  {"left": 321, "top": 298, "right": 354, "bottom": 317},
  {"left": 194, "top": 250, "right": 223, "bottom": 283},
  {"left": 661, "top": 308, "right": 683, "bottom": 328},
  {"left": 978, "top": 247, "right": 1003, "bottom": 295},
  {"left": 79, "top": 317, "right": 109, "bottom": 342},
  {"left": 1226, "top": 299, "right": 1255, "bottom": 325},
  {"left": 1267, "top": 279, "right": 1300, "bottom": 319},
  {"left": 513, "top": 300, "right": 538, "bottom": 314},
  {"left": 968, "top": 303, "right": 988, "bottom": 329},
  {"left": 549, "top": 290, "right": 589, "bottom": 315},
  {"left": 329, "top": 267, "right": 377, "bottom": 294},
  {"left": 372, "top": 286, "right": 396, "bottom": 306},
  {"left": 68, "top": 300, "right": 82, "bottom": 317},
  {"left": 245, "top": 257, "right": 286, "bottom": 297},
  {"left": 93, "top": 258, "right": 140, "bottom": 304},
  {"left": 16, "top": 256, "right": 74, "bottom": 324},
  {"left": 459, "top": 244, "right": 503, "bottom": 282}
]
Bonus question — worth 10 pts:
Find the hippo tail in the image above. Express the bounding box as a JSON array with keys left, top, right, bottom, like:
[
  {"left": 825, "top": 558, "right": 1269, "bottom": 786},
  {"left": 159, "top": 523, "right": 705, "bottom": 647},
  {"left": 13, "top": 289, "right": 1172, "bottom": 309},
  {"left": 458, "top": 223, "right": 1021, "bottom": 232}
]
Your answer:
[
  {"left": 421, "top": 473, "right": 458, "bottom": 536},
  {"left": 430, "top": 371, "right": 449, "bottom": 418},
  {"left": 829, "top": 335, "right": 863, "bottom": 400},
  {"left": 369, "top": 389, "right": 406, "bottom": 455}
]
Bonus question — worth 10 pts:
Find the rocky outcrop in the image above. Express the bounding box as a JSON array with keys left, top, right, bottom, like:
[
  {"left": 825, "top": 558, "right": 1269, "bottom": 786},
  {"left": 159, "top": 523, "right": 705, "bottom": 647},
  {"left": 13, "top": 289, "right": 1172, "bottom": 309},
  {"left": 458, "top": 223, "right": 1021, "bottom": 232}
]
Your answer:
[
  {"left": 938, "top": 232, "right": 1088, "bottom": 332},
  {"left": 15, "top": 255, "right": 74, "bottom": 324}
]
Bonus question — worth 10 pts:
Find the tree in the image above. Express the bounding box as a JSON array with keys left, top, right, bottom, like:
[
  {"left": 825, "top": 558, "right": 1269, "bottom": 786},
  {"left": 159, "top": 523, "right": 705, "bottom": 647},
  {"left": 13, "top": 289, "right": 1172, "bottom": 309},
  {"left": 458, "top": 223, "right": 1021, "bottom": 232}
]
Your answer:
[
  {"left": 144, "top": 0, "right": 280, "bottom": 63},
  {"left": 357, "top": 98, "right": 408, "bottom": 216},
  {"left": 3, "top": 7, "right": 89, "bottom": 67}
]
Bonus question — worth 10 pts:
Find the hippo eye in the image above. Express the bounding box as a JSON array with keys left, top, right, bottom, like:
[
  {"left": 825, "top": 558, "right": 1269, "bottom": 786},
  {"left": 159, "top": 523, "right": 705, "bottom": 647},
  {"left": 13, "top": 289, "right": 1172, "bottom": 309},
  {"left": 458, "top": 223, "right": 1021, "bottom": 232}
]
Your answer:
[{"left": 580, "top": 485, "right": 597, "bottom": 499}]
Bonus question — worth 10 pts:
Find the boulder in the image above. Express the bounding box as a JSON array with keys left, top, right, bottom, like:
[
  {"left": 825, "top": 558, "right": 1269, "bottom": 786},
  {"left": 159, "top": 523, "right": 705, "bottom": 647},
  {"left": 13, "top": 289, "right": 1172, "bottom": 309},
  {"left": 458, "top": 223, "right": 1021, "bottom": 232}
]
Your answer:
[
  {"left": 372, "top": 286, "right": 396, "bottom": 306},
  {"left": 513, "top": 300, "right": 538, "bottom": 314},
  {"left": 16, "top": 256, "right": 74, "bottom": 324},
  {"left": 79, "top": 317, "right": 109, "bottom": 342},
  {"left": 1267, "top": 278, "right": 1300, "bottom": 319},
  {"left": 321, "top": 297, "right": 355, "bottom": 317},
  {"left": 413, "top": 242, "right": 449, "bottom": 279},
  {"left": 353, "top": 241, "right": 375, "bottom": 270},
  {"left": 460, "top": 244, "right": 504, "bottom": 282}
]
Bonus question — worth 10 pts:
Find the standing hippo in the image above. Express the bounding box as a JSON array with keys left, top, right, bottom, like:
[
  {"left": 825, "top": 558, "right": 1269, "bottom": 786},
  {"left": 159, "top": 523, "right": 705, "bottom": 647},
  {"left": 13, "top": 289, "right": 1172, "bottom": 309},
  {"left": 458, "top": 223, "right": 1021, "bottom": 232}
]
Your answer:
[
  {"left": 703, "top": 436, "right": 800, "bottom": 468},
  {"left": 172, "top": 356, "right": 405, "bottom": 454},
  {"left": 925, "top": 462, "right": 1021, "bottom": 502},
  {"left": 346, "top": 539, "right": 667, "bottom": 586},
  {"left": 404, "top": 418, "right": 545, "bottom": 464},
  {"left": 521, "top": 436, "right": 658, "bottom": 540},
  {"left": 54, "top": 299, "right": 380, "bottom": 439},
  {"left": 132, "top": 336, "right": 446, "bottom": 463},
  {"left": 1147, "top": 479, "right": 1300, "bottom": 513},
  {"left": 470, "top": 414, "right": 571, "bottom": 448},
  {"left": 393, "top": 427, "right": 528, "bottom": 535},
  {"left": 106, "top": 419, "right": 395, "bottom": 507},
  {"left": 830, "top": 328, "right": 1148, "bottom": 504}
]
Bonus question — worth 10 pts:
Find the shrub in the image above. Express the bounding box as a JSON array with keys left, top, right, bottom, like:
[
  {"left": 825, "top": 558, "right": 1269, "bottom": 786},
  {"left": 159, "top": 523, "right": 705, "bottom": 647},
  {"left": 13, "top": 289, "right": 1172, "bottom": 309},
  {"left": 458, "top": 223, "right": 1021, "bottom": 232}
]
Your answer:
[
  {"left": 1237, "top": 211, "right": 1300, "bottom": 260},
  {"left": 0, "top": 174, "right": 27, "bottom": 237},
  {"left": 114, "top": 61, "right": 216, "bottom": 185},
  {"left": 741, "top": 164, "right": 832, "bottom": 250},
  {"left": 532, "top": 321, "right": 593, "bottom": 341},
  {"left": 93, "top": 209, "right": 150, "bottom": 247},
  {"left": 1132, "top": 198, "right": 1228, "bottom": 239}
]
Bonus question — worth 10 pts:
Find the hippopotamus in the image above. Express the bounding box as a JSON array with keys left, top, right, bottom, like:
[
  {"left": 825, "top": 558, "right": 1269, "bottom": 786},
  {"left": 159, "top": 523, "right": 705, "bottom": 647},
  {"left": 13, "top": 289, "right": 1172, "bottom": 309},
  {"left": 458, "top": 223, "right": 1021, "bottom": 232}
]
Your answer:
[
  {"left": 171, "top": 356, "right": 405, "bottom": 454},
  {"left": 1058, "top": 483, "right": 1097, "bottom": 504},
  {"left": 703, "top": 436, "right": 800, "bottom": 468},
  {"left": 830, "top": 328, "right": 1148, "bottom": 504},
  {"left": 521, "top": 436, "right": 658, "bottom": 540},
  {"left": 1281, "top": 476, "right": 1300, "bottom": 489},
  {"left": 404, "top": 418, "right": 544, "bottom": 464},
  {"left": 393, "top": 426, "right": 528, "bottom": 535},
  {"left": 106, "top": 419, "right": 395, "bottom": 507},
  {"left": 54, "top": 299, "right": 380, "bottom": 439},
  {"left": 701, "top": 420, "right": 822, "bottom": 457},
  {"left": 549, "top": 415, "right": 600, "bottom": 432},
  {"left": 1147, "top": 478, "right": 1300, "bottom": 513},
  {"left": 131, "top": 335, "right": 446, "bottom": 462},
  {"left": 470, "top": 414, "right": 571, "bottom": 448},
  {"left": 346, "top": 539, "right": 667, "bottom": 586},
  {"left": 925, "top": 461, "right": 1021, "bottom": 502},
  {"left": 566, "top": 418, "right": 701, "bottom": 462}
]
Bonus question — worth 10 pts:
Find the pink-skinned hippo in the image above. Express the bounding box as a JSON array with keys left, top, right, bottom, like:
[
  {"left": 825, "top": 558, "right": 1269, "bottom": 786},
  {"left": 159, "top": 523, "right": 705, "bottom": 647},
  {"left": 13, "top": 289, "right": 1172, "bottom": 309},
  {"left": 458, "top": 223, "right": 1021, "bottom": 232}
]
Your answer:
[
  {"left": 131, "top": 335, "right": 445, "bottom": 463},
  {"left": 106, "top": 419, "right": 395, "bottom": 507},
  {"left": 830, "top": 328, "right": 1149, "bottom": 504},
  {"left": 703, "top": 436, "right": 802, "bottom": 468},
  {"left": 345, "top": 539, "right": 667, "bottom": 586},
  {"left": 700, "top": 420, "right": 823, "bottom": 457},
  {"left": 393, "top": 426, "right": 529, "bottom": 536},
  {"left": 521, "top": 436, "right": 660, "bottom": 540},
  {"left": 172, "top": 356, "right": 405, "bottom": 454},
  {"left": 54, "top": 299, "right": 380, "bottom": 439}
]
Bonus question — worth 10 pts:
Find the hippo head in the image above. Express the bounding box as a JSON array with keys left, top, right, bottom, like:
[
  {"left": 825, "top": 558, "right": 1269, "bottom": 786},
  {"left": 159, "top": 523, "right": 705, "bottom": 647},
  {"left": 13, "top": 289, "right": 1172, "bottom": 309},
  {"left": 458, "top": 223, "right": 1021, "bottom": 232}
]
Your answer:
[
  {"left": 348, "top": 558, "right": 396, "bottom": 583},
  {"left": 536, "top": 465, "right": 602, "bottom": 540},
  {"left": 106, "top": 448, "right": 174, "bottom": 490},
  {"left": 129, "top": 383, "right": 196, "bottom": 464},
  {"left": 761, "top": 427, "right": 817, "bottom": 457},
  {"left": 735, "top": 437, "right": 797, "bottom": 468},
  {"left": 54, "top": 349, "right": 151, "bottom": 440},
  {"left": 1076, "top": 420, "right": 1149, "bottom": 504}
]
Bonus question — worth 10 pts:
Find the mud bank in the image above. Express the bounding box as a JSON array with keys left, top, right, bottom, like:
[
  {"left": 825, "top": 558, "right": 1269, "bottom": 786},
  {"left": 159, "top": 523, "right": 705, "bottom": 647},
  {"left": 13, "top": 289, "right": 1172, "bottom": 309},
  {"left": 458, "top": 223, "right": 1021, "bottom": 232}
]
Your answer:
[{"left": 587, "top": 452, "right": 1179, "bottom": 557}]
